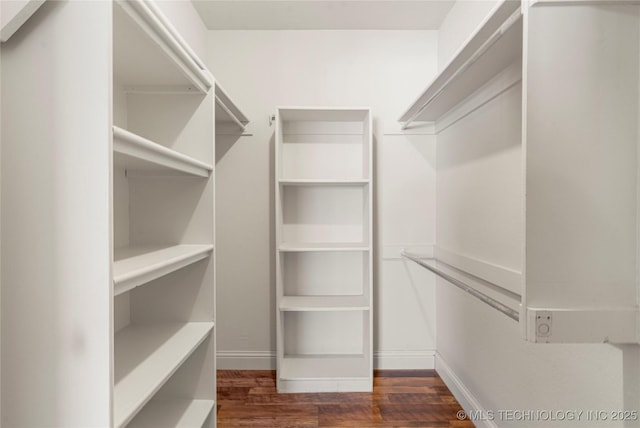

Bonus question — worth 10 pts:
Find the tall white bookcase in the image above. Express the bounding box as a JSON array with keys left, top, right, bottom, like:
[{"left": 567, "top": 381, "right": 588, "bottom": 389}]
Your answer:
[
  {"left": 1, "top": 1, "right": 248, "bottom": 426},
  {"left": 275, "top": 107, "right": 373, "bottom": 393}
]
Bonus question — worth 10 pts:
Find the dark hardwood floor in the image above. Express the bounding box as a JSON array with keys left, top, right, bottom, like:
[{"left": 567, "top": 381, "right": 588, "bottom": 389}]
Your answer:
[{"left": 217, "top": 370, "right": 474, "bottom": 427}]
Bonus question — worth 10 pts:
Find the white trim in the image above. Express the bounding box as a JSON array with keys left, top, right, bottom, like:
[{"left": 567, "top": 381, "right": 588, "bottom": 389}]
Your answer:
[
  {"left": 384, "top": 121, "right": 435, "bottom": 136},
  {"left": 1, "top": 0, "right": 46, "bottom": 43},
  {"left": 217, "top": 351, "right": 276, "bottom": 370},
  {"left": 435, "top": 246, "right": 521, "bottom": 296},
  {"left": 382, "top": 244, "right": 435, "bottom": 260},
  {"left": 374, "top": 350, "right": 435, "bottom": 369},
  {"left": 217, "top": 350, "right": 436, "bottom": 370},
  {"left": 435, "top": 352, "right": 498, "bottom": 428},
  {"left": 436, "top": 61, "right": 522, "bottom": 135}
]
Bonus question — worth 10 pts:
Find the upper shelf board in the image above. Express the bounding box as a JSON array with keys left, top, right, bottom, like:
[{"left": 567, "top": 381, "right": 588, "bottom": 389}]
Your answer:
[
  {"left": 399, "top": 0, "right": 522, "bottom": 125},
  {"left": 113, "top": 0, "right": 213, "bottom": 93},
  {"left": 113, "top": 126, "right": 213, "bottom": 177},
  {"left": 279, "top": 179, "right": 370, "bottom": 187},
  {"left": 215, "top": 83, "right": 250, "bottom": 130},
  {"left": 113, "top": 244, "right": 214, "bottom": 295},
  {"left": 278, "top": 107, "right": 370, "bottom": 122}
]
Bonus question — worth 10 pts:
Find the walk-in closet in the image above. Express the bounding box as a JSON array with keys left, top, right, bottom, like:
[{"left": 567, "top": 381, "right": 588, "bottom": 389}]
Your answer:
[{"left": 1, "top": 0, "right": 639, "bottom": 427}]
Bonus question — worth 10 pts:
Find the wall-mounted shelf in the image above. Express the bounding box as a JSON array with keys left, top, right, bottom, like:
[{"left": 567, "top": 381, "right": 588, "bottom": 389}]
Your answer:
[
  {"left": 399, "top": 0, "right": 522, "bottom": 126},
  {"left": 279, "top": 179, "right": 370, "bottom": 186},
  {"left": 113, "top": 126, "right": 213, "bottom": 177},
  {"left": 279, "top": 242, "right": 370, "bottom": 252},
  {"left": 114, "top": 322, "right": 214, "bottom": 428},
  {"left": 280, "top": 295, "right": 369, "bottom": 312},
  {"left": 127, "top": 399, "right": 214, "bottom": 428},
  {"left": 113, "top": 245, "right": 213, "bottom": 296},
  {"left": 215, "top": 83, "right": 249, "bottom": 131},
  {"left": 114, "top": 0, "right": 212, "bottom": 92}
]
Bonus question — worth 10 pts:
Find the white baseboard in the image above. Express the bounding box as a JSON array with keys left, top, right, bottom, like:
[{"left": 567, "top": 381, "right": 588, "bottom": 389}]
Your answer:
[
  {"left": 374, "top": 350, "right": 435, "bottom": 369},
  {"left": 217, "top": 350, "right": 435, "bottom": 370},
  {"left": 217, "top": 351, "right": 276, "bottom": 370},
  {"left": 435, "top": 352, "right": 498, "bottom": 428}
]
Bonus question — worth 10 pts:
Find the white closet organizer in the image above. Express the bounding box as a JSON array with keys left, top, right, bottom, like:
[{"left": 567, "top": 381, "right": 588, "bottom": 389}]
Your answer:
[
  {"left": 400, "top": 0, "right": 640, "bottom": 344},
  {"left": 275, "top": 107, "right": 373, "bottom": 393},
  {"left": 1, "top": 0, "right": 248, "bottom": 426}
]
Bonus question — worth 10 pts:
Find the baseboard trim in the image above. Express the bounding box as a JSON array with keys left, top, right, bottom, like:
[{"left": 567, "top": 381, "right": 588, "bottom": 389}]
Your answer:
[
  {"left": 374, "top": 350, "right": 435, "bottom": 369},
  {"left": 217, "top": 351, "right": 276, "bottom": 370},
  {"left": 217, "top": 350, "right": 435, "bottom": 370},
  {"left": 435, "top": 352, "right": 498, "bottom": 428}
]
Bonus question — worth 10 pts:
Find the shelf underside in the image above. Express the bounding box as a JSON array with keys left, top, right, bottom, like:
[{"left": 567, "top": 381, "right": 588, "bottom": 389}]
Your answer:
[
  {"left": 113, "top": 126, "right": 213, "bottom": 177},
  {"left": 113, "top": 0, "right": 211, "bottom": 92},
  {"left": 113, "top": 244, "right": 213, "bottom": 296},
  {"left": 114, "top": 322, "right": 214, "bottom": 428},
  {"left": 280, "top": 295, "right": 369, "bottom": 311},
  {"left": 127, "top": 399, "right": 214, "bottom": 428},
  {"left": 399, "top": 0, "right": 522, "bottom": 122},
  {"left": 279, "top": 179, "right": 369, "bottom": 186},
  {"left": 279, "top": 242, "right": 369, "bottom": 252}
]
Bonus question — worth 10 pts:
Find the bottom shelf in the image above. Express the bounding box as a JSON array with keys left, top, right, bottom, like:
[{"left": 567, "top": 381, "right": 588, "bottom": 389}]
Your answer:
[
  {"left": 127, "top": 399, "right": 214, "bottom": 428},
  {"left": 279, "top": 355, "right": 371, "bottom": 393}
]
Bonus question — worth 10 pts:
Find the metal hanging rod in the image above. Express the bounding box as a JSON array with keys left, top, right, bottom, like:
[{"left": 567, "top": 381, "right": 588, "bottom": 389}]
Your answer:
[
  {"left": 401, "top": 7, "right": 522, "bottom": 130},
  {"left": 401, "top": 251, "right": 520, "bottom": 322}
]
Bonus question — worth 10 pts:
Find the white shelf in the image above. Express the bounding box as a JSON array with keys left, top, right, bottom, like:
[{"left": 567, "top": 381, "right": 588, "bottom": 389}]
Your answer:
[
  {"left": 114, "top": 322, "right": 214, "bottom": 428},
  {"left": 279, "top": 179, "right": 369, "bottom": 186},
  {"left": 215, "top": 83, "right": 249, "bottom": 130},
  {"left": 279, "top": 242, "right": 370, "bottom": 252},
  {"left": 113, "top": 245, "right": 213, "bottom": 296},
  {"left": 399, "top": 0, "right": 522, "bottom": 124},
  {"left": 280, "top": 295, "right": 369, "bottom": 312},
  {"left": 127, "top": 399, "right": 214, "bottom": 428},
  {"left": 113, "top": 126, "right": 213, "bottom": 177},
  {"left": 280, "top": 355, "right": 369, "bottom": 380},
  {"left": 114, "top": 0, "right": 212, "bottom": 92}
]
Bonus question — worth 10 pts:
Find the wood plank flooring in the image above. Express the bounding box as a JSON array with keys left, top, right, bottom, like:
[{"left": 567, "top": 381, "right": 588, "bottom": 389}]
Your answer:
[{"left": 217, "top": 370, "right": 474, "bottom": 428}]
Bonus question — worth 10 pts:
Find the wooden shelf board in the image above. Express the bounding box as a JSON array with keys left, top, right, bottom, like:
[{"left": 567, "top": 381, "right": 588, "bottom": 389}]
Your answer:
[
  {"left": 279, "top": 242, "right": 370, "bottom": 252},
  {"left": 113, "top": 126, "right": 213, "bottom": 177},
  {"left": 113, "top": 244, "right": 213, "bottom": 296},
  {"left": 280, "top": 295, "right": 369, "bottom": 311},
  {"left": 279, "top": 179, "right": 369, "bottom": 186},
  {"left": 280, "top": 355, "right": 370, "bottom": 380},
  {"left": 114, "top": 322, "right": 214, "bottom": 428},
  {"left": 127, "top": 399, "right": 214, "bottom": 428},
  {"left": 399, "top": 0, "right": 522, "bottom": 123}
]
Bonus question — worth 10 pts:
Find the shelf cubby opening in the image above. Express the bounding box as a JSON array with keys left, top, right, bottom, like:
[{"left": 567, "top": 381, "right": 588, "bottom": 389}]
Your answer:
[
  {"left": 280, "top": 183, "right": 369, "bottom": 246},
  {"left": 281, "top": 251, "right": 369, "bottom": 298}
]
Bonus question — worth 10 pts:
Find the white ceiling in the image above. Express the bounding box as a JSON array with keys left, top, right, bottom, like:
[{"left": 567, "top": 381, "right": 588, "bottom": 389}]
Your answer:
[{"left": 192, "top": 1, "right": 456, "bottom": 30}]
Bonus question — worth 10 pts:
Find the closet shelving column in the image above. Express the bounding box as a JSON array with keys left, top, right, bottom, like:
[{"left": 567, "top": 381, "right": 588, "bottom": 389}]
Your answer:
[
  {"left": 112, "top": 1, "right": 247, "bottom": 426},
  {"left": 275, "top": 107, "right": 373, "bottom": 393}
]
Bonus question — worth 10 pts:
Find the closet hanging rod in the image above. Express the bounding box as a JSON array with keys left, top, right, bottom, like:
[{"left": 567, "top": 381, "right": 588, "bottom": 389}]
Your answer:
[
  {"left": 401, "top": 251, "right": 520, "bottom": 322},
  {"left": 400, "top": 6, "right": 522, "bottom": 130}
]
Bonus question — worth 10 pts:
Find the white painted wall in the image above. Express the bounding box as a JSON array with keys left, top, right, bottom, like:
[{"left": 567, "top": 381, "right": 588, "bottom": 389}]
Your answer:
[
  {"left": 207, "top": 30, "right": 438, "bottom": 369},
  {"left": 154, "top": 0, "right": 208, "bottom": 59},
  {"left": 435, "top": 2, "right": 640, "bottom": 427}
]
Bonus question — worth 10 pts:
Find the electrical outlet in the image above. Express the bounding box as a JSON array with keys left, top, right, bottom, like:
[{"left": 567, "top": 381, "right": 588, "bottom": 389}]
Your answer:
[{"left": 535, "top": 311, "right": 552, "bottom": 341}]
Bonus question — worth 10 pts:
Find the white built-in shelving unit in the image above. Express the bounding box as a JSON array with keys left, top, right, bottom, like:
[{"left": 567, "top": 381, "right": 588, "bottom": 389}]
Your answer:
[
  {"left": 400, "top": 0, "right": 640, "bottom": 344},
  {"left": 1, "top": 0, "right": 248, "bottom": 426},
  {"left": 275, "top": 107, "right": 373, "bottom": 392}
]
